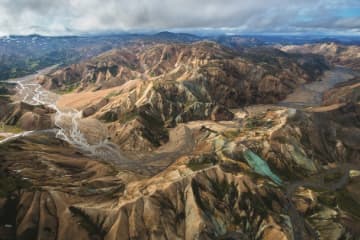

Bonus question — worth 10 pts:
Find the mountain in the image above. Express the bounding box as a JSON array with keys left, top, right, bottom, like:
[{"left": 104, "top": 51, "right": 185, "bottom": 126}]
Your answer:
[
  {"left": 1, "top": 78, "right": 359, "bottom": 239},
  {"left": 37, "top": 41, "right": 328, "bottom": 150},
  {"left": 1, "top": 32, "right": 357, "bottom": 81},
  {"left": 0, "top": 34, "right": 359, "bottom": 240},
  {"left": 281, "top": 43, "right": 360, "bottom": 70}
]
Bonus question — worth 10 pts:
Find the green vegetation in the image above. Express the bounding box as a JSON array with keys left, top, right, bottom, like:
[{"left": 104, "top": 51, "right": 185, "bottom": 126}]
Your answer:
[
  {"left": 0, "top": 173, "right": 32, "bottom": 197},
  {"left": 78, "top": 185, "right": 99, "bottom": 196},
  {"left": 105, "top": 91, "right": 120, "bottom": 100},
  {"left": 232, "top": 213, "right": 242, "bottom": 226},
  {"left": 0, "top": 86, "right": 9, "bottom": 95},
  {"left": 324, "top": 171, "right": 343, "bottom": 183},
  {"left": 336, "top": 189, "right": 360, "bottom": 218},
  {"left": 238, "top": 191, "right": 268, "bottom": 219},
  {"left": 190, "top": 180, "right": 209, "bottom": 212},
  {"left": 222, "top": 129, "right": 241, "bottom": 140},
  {"left": 0, "top": 124, "right": 23, "bottom": 134},
  {"left": 139, "top": 122, "right": 169, "bottom": 147},
  {"left": 317, "top": 191, "right": 336, "bottom": 207},
  {"left": 187, "top": 154, "right": 218, "bottom": 171},
  {"left": 139, "top": 110, "right": 164, "bottom": 128},
  {"left": 317, "top": 189, "right": 360, "bottom": 218},
  {"left": 54, "top": 83, "right": 78, "bottom": 94},
  {"left": 102, "top": 185, "right": 126, "bottom": 199},
  {"left": 108, "top": 65, "right": 118, "bottom": 76},
  {"left": 0, "top": 52, "right": 68, "bottom": 80},
  {"left": 272, "top": 135, "right": 288, "bottom": 144},
  {"left": 0, "top": 39, "right": 111, "bottom": 81},
  {"left": 245, "top": 116, "right": 273, "bottom": 129},
  {"left": 117, "top": 105, "right": 169, "bottom": 146},
  {"left": 118, "top": 111, "right": 138, "bottom": 124},
  {"left": 211, "top": 179, "right": 237, "bottom": 201},
  {"left": 183, "top": 81, "right": 207, "bottom": 101},
  {"left": 69, "top": 206, "right": 106, "bottom": 238},
  {"left": 100, "top": 111, "right": 118, "bottom": 123},
  {"left": 353, "top": 88, "right": 360, "bottom": 102}
]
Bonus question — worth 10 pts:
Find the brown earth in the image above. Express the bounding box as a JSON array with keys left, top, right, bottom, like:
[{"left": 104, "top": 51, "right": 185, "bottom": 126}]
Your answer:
[{"left": 0, "top": 42, "right": 359, "bottom": 240}]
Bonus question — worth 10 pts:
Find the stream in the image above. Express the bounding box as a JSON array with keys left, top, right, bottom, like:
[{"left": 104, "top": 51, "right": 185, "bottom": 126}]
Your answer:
[{"left": 1, "top": 67, "right": 125, "bottom": 162}]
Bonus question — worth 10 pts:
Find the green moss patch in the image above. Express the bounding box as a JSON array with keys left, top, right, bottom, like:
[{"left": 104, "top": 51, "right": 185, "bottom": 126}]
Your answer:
[
  {"left": 54, "top": 83, "right": 79, "bottom": 94},
  {"left": 0, "top": 173, "right": 32, "bottom": 198},
  {"left": 0, "top": 124, "right": 23, "bottom": 134},
  {"left": 69, "top": 206, "right": 106, "bottom": 238},
  {"left": 245, "top": 116, "right": 273, "bottom": 129},
  {"left": 187, "top": 154, "right": 218, "bottom": 171},
  {"left": 317, "top": 189, "right": 360, "bottom": 219},
  {"left": 336, "top": 189, "right": 360, "bottom": 218},
  {"left": 222, "top": 129, "right": 241, "bottom": 140}
]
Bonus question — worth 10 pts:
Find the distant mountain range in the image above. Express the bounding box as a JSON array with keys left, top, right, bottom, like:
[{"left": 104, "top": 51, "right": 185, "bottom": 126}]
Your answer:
[{"left": 0, "top": 31, "right": 359, "bottom": 81}]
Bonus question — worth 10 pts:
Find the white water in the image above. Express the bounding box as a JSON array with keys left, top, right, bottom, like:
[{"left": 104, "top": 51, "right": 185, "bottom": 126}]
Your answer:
[{"left": 3, "top": 73, "right": 125, "bottom": 162}]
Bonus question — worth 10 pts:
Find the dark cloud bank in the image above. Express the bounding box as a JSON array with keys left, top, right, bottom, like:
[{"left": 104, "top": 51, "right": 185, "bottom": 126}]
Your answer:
[{"left": 0, "top": 0, "right": 359, "bottom": 35}]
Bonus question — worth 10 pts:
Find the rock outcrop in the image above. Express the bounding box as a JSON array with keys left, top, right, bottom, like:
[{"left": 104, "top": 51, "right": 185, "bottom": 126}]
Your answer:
[{"left": 0, "top": 95, "right": 55, "bottom": 131}]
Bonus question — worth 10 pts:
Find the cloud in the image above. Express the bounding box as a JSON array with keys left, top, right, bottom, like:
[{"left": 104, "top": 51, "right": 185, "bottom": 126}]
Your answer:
[{"left": 0, "top": 0, "right": 359, "bottom": 35}]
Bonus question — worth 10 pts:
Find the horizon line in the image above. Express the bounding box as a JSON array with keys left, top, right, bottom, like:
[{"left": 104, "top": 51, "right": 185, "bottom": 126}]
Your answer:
[{"left": 2, "top": 30, "right": 360, "bottom": 38}]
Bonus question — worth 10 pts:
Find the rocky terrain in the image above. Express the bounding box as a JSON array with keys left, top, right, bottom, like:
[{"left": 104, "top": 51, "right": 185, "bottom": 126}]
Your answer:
[
  {"left": 281, "top": 43, "right": 360, "bottom": 70},
  {"left": 322, "top": 78, "right": 360, "bottom": 106},
  {"left": 39, "top": 42, "right": 328, "bottom": 150},
  {"left": 0, "top": 39, "right": 359, "bottom": 240}
]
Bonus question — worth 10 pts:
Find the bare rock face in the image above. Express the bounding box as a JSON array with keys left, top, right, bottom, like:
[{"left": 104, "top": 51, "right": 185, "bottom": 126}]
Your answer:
[
  {"left": 47, "top": 42, "right": 328, "bottom": 104},
  {"left": 2, "top": 40, "right": 359, "bottom": 240},
  {"left": 291, "top": 187, "right": 317, "bottom": 215},
  {"left": 267, "top": 103, "right": 360, "bottom": 177},
  {"left": 108, "top": 118, "right": 169, "bottom": 152},
  {"left": 98, "top": 166, "right": 293, "bottom": 240},
  {"left": 82, "top": 98, "right": 109, "bottom": 118},
  {"left": 0, "top": 100, "right": 55, "bottom": 131},
  {"left": 0, "top": 132, "right": 124, "bottom": 240},
  {"left": 1, "top": 101, "right": 360, "bottom": 239},
  {"left": 322, "top": 78, "right": 360, "bottom": 106},
  {"left": 0, "top": 131, "right": 273, "bottom": 240},
  {"left": 281, "top": 43, "right": 360, "bottom": 70},
  {"left": 50, "top": 42, "right": 328, "bottom": 151}
]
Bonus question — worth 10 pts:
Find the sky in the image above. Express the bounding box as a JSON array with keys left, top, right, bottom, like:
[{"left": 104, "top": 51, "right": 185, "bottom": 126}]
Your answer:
[{"left": 0, "top": 0, "right": 359, "bottom": 36}]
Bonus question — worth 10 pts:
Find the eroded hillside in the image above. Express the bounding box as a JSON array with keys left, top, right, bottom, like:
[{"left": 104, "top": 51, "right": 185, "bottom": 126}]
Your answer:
[
  {"left": 0, "top": 41, "right": 359, "bottom": 240},
  {"left": 47, "top": 42, "right": 329, "bottom": 150}
]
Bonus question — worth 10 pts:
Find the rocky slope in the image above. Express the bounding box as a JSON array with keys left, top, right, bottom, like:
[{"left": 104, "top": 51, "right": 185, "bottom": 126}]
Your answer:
[
  {"left": 0, "top": 109, "right": 303, "bottom": 239},
  {"left": 322, "top": 78, "right": 360, "bottom": 106},
  {"left": 0, "top": 41, "right": 359, "bottom": 240},
  {"left": 281, "top": 43, "right": 360, "bottom": 70},
  {"left": 48, "top": 42, "right": 328, "bottom": 150},
  {"left": 1, "top": 100, "right": 359, "bottom": 240},
  {"left": 0, "top": 83, "right": 55, "bottom": 132},
  {"left": 40, "top": 42, "right": 328, "bottom": 104}
]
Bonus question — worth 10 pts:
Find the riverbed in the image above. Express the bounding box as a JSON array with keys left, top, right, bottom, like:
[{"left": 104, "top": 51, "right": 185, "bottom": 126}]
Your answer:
[{"left": 280, "top": 67, "right": 357, "bottom": 108}]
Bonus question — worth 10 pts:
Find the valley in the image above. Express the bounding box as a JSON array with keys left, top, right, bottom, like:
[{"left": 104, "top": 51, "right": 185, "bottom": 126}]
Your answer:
[
  {"left": 280, "top": 67, "right": 357, "bottom": 108},
  {"left": 0, "top": 36, "right": 359, "bottom": 240}
]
